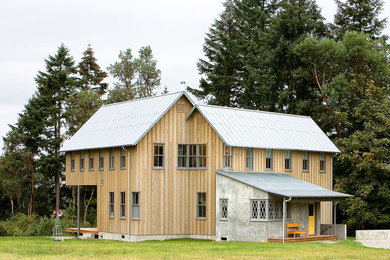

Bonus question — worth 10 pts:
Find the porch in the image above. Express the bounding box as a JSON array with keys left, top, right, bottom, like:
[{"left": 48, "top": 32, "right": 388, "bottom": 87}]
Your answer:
[
  {"left": 66, "top": 227, "right": 99, "bottom": 237},
  {"left": 268, "top": 234, "right": 338, "bottom": 243}
]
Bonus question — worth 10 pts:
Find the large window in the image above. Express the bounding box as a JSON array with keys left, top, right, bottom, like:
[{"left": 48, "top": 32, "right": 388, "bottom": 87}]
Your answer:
[
  {"left": 153, "top": 144, "right": 164, "bottom": 168},
  {"left": 89, "top": 150, "right": 94, "bottom": 171},
  {"left": 132, "top": 192, "right": 140, "bottom": 219},
  {"left": 320, "top": 152, "right": 326, "bottom": 172},
  {"left": 220, "top": 199, "right": 228, "bottom": 220},
  {"left": 120, "top": 150, "right": 126, "bottom": 169},
  {"left": 285, "top": 150, "right": 291, "bottom": 171},
  {"left": 178, "top": 144, "right": 206, "bottom": 169},
  {"left": 80, "top": 151, "right": 84, "bottom": 171},
  {"left": 109, "top": 148, "right": 115, "bottom": 170},
  {"left": 266, "top": 149, "right": 273, "bottom": 170},
  {"left": 303, "top": 151, "right": 309, "bottom": 172},
  {"left": 99, "top": 149, "right": 104, "bottom": 170},
  {"left": 197, "top": 192, "right": 206, "bottom": 219},
  {"left": 246, "top": 148, "right": 253, "bottom": 170},
  {"left": 223, "top": 144, "right": 232, "bottom": 169},
  {"left": 109, "top": 192, "right": 114, "bottom": 218},
  {"left": 251, "top": 200, "right": 286, "bottom": 220},
  {"left": 70, "top": 152, "right": 75, "bottom": 171},
  {"left": 120, "top": 192, "right": 125, "bottom": 219}
]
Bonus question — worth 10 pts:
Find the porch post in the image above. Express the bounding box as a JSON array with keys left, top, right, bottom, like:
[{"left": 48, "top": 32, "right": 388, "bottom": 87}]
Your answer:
[{"left": 77, "top": 185, "right": 80, "bottom": 238}]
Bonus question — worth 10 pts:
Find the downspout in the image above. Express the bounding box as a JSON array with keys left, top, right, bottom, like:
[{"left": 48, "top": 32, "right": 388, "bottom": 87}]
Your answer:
[
  {"left": 122, "top": 146, "right": 131, "bottom": 242},
  {"left": 282, "top": 196, "right": 292, "bottom": 243}
]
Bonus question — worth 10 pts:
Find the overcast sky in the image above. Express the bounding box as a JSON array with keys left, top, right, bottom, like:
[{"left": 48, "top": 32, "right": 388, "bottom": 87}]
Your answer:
[{"left": 0, "top": 0, "right": 389, "bottom": 152}]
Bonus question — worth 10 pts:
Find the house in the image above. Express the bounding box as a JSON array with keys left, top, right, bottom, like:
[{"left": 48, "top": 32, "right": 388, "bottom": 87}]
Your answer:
[{"left": 60, "top": 91, "right": 351, "bottom": 242}]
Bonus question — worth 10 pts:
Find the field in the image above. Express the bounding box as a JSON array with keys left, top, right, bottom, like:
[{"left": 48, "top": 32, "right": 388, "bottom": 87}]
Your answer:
[{"left": 0, "top": 237, "right": 388, "bottom": 259}]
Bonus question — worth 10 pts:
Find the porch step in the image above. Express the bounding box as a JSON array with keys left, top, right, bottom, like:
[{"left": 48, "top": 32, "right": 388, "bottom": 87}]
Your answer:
[{"left": 268, "top": 235, "right": 338, "bottom": 243}]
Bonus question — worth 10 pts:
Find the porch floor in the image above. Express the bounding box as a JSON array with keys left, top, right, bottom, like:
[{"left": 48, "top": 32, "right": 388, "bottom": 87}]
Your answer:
[
  {"left": 65, "top": 228, "right": 98, "bottom": 235},
  {"left": 268, "top": 235, "right": 338, "bottom": 243}
]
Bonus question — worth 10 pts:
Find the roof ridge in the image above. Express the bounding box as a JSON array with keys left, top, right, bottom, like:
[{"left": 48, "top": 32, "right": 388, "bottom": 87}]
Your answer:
[
  {"left": 102, "top": 91, "right": 184, "bottom": 107},
  {"left": 197, "top": 104, "right": 312, "bottom": 119}
]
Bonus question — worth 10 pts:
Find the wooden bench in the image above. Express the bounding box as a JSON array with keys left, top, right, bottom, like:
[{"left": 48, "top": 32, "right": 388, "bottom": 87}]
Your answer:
[{"left": 286, "top": 223, "right": 307, "bottom": 238}]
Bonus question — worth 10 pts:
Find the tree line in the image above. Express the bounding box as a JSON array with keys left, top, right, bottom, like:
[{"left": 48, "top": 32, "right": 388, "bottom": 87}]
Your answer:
[
  {"left": 189, "top": 0, "right": 389, "bottom": 231},
  {"left": 0, "top": 44, "right": 162, "bottom": 224}
]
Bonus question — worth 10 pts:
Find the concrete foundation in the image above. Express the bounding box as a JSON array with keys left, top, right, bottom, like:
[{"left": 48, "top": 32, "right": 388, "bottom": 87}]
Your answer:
[
  {"left": 356, "top": 230, "right": 390, "bottom": 249},
  {"left": 98, "top": 232, "right": 216, "bottom": 242}
]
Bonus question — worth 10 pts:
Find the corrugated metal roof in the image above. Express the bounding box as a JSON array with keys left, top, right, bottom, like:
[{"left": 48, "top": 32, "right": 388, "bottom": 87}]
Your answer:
[
  {"left": 60, "top": 92, "right": 193, "bottom": 152},
  {"left": 216, "top": 170, "right": 352, "bottom": 199},
  {"left": 190, "top": 105, "right": 339, "bottom": 153}
]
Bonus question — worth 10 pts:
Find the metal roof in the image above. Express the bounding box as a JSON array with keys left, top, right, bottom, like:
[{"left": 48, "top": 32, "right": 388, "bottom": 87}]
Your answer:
[
  {"left": 188, "top": 105, "right": 339, "bottom": 153},
  {"left": 60, "top": 92, "right": 193, "bottom": 152},
  {"left": 216, "top": 170, "right": 352, "bottom": 199}
]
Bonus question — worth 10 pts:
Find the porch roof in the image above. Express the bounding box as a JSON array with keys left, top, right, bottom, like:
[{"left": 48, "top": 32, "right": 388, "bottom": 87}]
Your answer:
[{"left": 215, "top": 170, "right": 352, "bottom": 200}]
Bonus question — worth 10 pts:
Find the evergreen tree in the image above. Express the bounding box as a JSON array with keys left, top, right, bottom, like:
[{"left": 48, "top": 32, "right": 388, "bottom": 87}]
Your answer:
[
  {"left": 333, "top": 0, "right": 387, "bottom": 40},
  {"left": 135, "top": 46, "right": 161, "bottom": 98},
  {"left": 78, "top": 44, "right": 108, "bottom": 95}
]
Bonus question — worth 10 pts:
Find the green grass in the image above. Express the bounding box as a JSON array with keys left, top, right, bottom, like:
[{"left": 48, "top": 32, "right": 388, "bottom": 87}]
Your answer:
[{"left": 0, "top": 237, "right": 388, "bottom": 259}]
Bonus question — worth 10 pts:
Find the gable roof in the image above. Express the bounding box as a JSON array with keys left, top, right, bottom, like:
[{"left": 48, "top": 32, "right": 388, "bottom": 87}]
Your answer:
[
  {"left": 187, "top": 105, "right": 339, "bottom": 153},
  {"left": 216, "top": 170, "right": 352, "bottom": 199},
  {"left": 60, "top": 92, "right": 194, "bottom": 152}
]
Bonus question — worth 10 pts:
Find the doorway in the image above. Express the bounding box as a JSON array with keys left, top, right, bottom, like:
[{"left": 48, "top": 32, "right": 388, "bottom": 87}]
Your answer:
[{"left": 308, "top": 202, "right": 315, "bottom": 235}]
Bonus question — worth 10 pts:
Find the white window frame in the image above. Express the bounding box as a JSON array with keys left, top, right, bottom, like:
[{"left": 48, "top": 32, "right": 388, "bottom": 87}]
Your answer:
[
  {"left": 197, "top": 192, "right": 206, "bottom": 220},
  {"left": 303, "top": 151, "right": 309, "bottom": 172},
  {"left": 246, "top": 148, "right": 253, "bottom": 170},
  {"left": 285, "top": 150, "right": 291, "bottom": 171},
  {"left": 132, "top": 192, "right": 140, "bottom": 219},
  {"left": 80, "top": 151, "right": 85, "bottom": 171},
  {"left": 177, "top": 144, "right": 207, "bottom": 169},
  {"left": 109, "top": 192, "right": 114, "bottom": 219},
  {"left": 70, "top": 152, "right": 75, "bottom": 172},
  {"left": 223, "top": 144, "right": 232, "bottom": 169},
  {"left": 266, "top": 149, "right": 273, "bottom": 171},
  {"left": 99, "top": 149, "right": 104, "bottom": 170},
  {"left": 109, "top": 148, "right": 115, "bottom": 170},
  {"left": 120, "top": 191, "right": 125, "bottom": 219},
  {"left": 120, "top": 150, "right": 126, "bottom": 169},
  {"left": 89, "top": 150, "right": 94, "bottom": 171},
  {"left": 220, "top": 199, "right": 228, "bottom": 220},
  {"left": 320, "top": 152, "right": 326, "bottom": 173},
  {"left": 153, "top": 143, "right": 164, "bottom": 169}
]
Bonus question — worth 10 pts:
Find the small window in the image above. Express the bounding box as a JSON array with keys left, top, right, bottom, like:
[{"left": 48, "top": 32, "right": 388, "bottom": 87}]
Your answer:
[
  {"left": 189, "top": 144, "right": 197, "bottom": 168},
  {"left": 177, "top": 144, "right": 206, "bottom": 169},
  {"left": 109, "top": 148, "right": 115, "bottom": 170},
  {"left": 251, "top": 200, "right": 284, "bottom": 220},
  {"left": 285, "top": 150, "right": 291, "bottom": 171},
  {"left": 197, "top": 192, "right": 206, "bottom": 219},
  {"left": 223, "top": 144, "right": 232, "bottom": 169},
  {"left": 132, "top": 192, "right": 140, "bottom": 219},
  {"left": 99, "top": 149, "right": 104, "bottom": 170},
  {"left": 89, "top": 150, "right": 94, "bottom": 170},
  {"left": 251, "top": 200, "right": 267, "bottom": 220},
  {"left": 80, "top": 151, "right": 85, "bottom": 171},
  {"left": 220, "top": 199, "right": 228, "bottom": 219},
  {"left": 120, "top": 150, "right": 126, "bottom": 169},
  {"left": 153, "top": 144, "right": 164, "bottom": 168},
  {"left": 268, "top": 200, "right": 283, "bottom": 220},
  {"left": 109, "top": 192, "right": 114, "bottom": 218},
  {"left": 320, "top": 152, "right": 326, "bottom": 172},
  {"left": 266, "top": 149, "right": 273, "bottom": 170},
  {"left": 303, "top": 151, "right": 309, "bottom": 172},
  {"left": 178, "top": 144, "right": 187, "bottom": 168},
  {"left": 246, "top": 148, "right": 253, "bottom": 170},
  {"left": 198, "top": 144, "right": 206, "bottom": 168},
  {"left": 70, "top": 152, "right": 75, "bottom": 171},
  {"left": 120, "top": 192, "right": 125, "bottom": 219}
]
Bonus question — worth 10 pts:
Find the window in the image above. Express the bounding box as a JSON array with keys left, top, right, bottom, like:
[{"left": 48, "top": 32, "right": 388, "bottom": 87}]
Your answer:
[
  {"left": 285, "top": 150, "right": 291, "bottom": 171},
  {"left": 99, "top": 149, "right": 104, "bottom": 170},
  {"left": 89, "top": 150, "right": 94, "bottom": 170},
  {"left": 223, "top": 144, "right": 232, "bottom": 169},
  {"left": 70, "top": 152, "right": 75, "bottom": 171},
  {"left": 120, "top": 150, "right": 126, "bottom": 169},
  {"left": 109, "top": 148, "right": 115, "bottom": 170},
  {"left": 220, "top": 199, "right": 228, "bottom": 219},
  {"left": 80, "top": 151, "right": 84, "bottom": 171},
  {"left": 303, "top": 151, "right": 309, "bottom": 172},
  {"left": 251, "top": 200, "right": 284, "bottom": 220},
  {"left": 246, "top": 148, "right": 253, "bottom": 170},
  {"left": 120, "top": 192, "right": 125, "bottom": 219},
  {"left": 109, "top": 192, "right": 114, "bottom": 218},
  {"left": 153, "top": 144, "right": 164, "bottom": 168},
  {"left": 320, "top": 152, "right": 326, "bottom": 172},
  {"left": 178, "top": 144, "right": 206, "bottom": 169},
  {"left": 132, "top": 192, "right": 140, "bottom": 219},
  {"left": 197, "top": 192, "right": 206, "bottom": 219},
  {"left": 266, "top": 149, "right": 273, "bottom": 170}
]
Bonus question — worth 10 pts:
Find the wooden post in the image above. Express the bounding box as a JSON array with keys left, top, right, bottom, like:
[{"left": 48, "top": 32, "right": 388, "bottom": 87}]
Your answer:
[
  {"left": 334, "top": 202, "right": 337, "bottom": 237},
  {"left": 77, "top": 185, "right": 80, "bottom": 238}
]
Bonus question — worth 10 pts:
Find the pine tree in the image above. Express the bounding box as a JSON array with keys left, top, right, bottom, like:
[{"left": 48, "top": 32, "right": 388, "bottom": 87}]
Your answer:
[
  {"left": 78, "top": 44, "right": 108, "bottom": 95},
  {"left": 135, "top": 46, "right": 161, "bottom": 98},
  {"left": 333, "top": 0, "right": 387, "bottom": 40}
]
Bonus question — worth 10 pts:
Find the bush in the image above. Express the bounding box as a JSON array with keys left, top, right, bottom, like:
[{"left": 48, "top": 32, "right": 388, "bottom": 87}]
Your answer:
[
  {"left": 0, "top": 213, "right": 37, "bottom": 236},
  {"left": 25, "top": 216, "right": 55, "bottom": 236}
]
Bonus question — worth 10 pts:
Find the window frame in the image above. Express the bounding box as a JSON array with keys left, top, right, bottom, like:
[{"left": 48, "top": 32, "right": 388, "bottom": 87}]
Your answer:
[
  {"left": 223, "top": 144, "right": 232, "bottom": 169},
  {"left": 120, "top": 191, "right": 126, "bottom": 219},
  {"left": 99, "top": 149, "right": 104, "bottom": 170},
  {"left": 177, "top": 144, "right": 207, "bottom": 169},
  {"left": 109, "top": 192, "right": 114, "bottom": 219},
  {"left": 266, "top": 149, "right": 273, "bottom": 171},
  {"left": 220, "top": 199, "right": 228, "bottom": 220},
  {"left": 285, "top": 150, "right": 291, "bottom": 171},
  {"left": 89, "top": 150, "right": 94, "bottom": 171},
  {"left": 246, "top": 148, "right": 253, "bottom": 170},
  {"left": 250, "top": 199, "right": 286, "bottom": 221},
  {"left": 132, "top": 192, "right": 140, "bottom": 220},
  {"left": 109, "top": 148, "right": 115, "bottom": 170},
  {"left": 303, "top": 151, "right": 309, "bottom": 172},
  {"left": 153, "top": 143, "right": 164, "bottom": 169},
  {"left": 80, "top": 151, "right": 85, "bottom": 171},
  {"left": 197, "top": 192, "right": 207, "bottom": 220},
  {"left": 70, "top": 152, "right": 75, "bottom": 172},
  {"left": 320, "top": 152, "right": 326, "bottom": 173},
  {"left": 120, "top": 150, "right": 126, "bottom": 170}
]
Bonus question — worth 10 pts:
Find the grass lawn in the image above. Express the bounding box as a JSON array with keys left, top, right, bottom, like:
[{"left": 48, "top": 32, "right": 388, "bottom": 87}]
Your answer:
[{"left": 0, "top": 237, "right": 388, "bottom": 259}]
